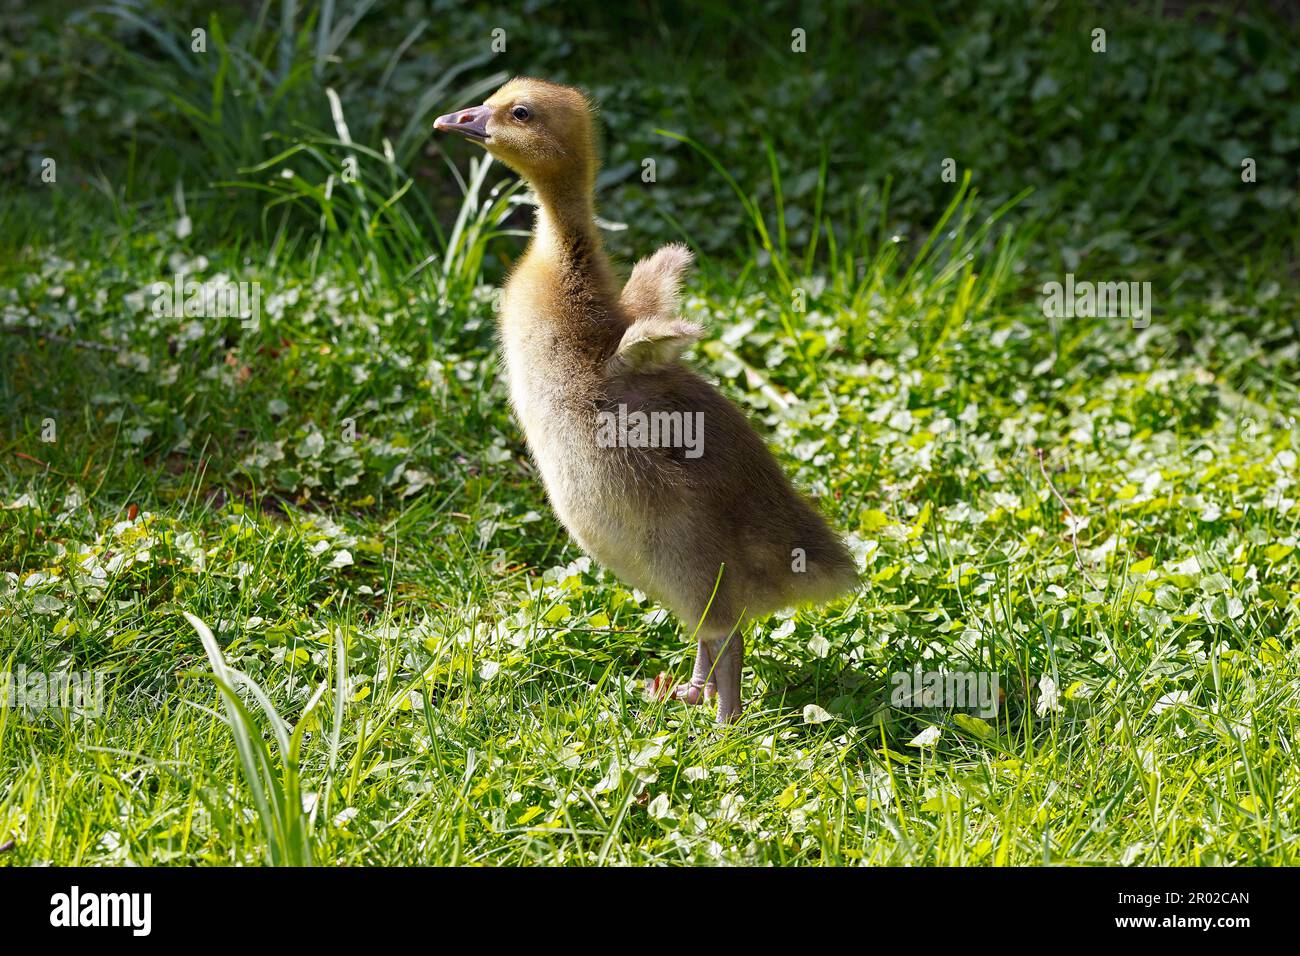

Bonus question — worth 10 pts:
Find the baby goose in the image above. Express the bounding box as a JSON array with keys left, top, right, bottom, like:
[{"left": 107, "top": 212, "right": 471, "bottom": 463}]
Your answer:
[{"left": 436, "top": 78, "right": 857, "bottom": 722}]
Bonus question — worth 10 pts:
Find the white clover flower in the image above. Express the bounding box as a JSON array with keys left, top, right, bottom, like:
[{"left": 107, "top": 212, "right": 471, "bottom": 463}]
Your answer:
[
  {"left": 803, "top": 704, "right": 832, "bottom": 724},
  {"left": 1035, "top": 675, "right": 1062, "bottom": 717},
  {"left": 908, "top": 726, "right": 941, "bottom": 748},
  {"left": 648, "top": 794, "right": 671, "bottom": 820}
]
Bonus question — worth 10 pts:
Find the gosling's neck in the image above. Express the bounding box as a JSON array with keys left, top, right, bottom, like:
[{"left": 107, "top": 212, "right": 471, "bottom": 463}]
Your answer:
[
  {"left": 511, "top": 167, "right": 624, "bottom": 368},
  {"left": 528, "top": 172, "right": 615, "bottom": 297},
  {"left": 535, "top": 179, "right": 596, "bottom": 250}
]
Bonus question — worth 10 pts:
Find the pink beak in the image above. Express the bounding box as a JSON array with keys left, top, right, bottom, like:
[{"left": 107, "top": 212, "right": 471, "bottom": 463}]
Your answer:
[{"left": 433, "top": 105, "right": 491, "bottom": 143}]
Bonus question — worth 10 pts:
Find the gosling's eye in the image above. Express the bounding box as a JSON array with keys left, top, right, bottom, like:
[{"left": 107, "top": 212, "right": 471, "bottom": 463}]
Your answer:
[{"left": 511, "top": 105, "right": 531, "bottom": 122}]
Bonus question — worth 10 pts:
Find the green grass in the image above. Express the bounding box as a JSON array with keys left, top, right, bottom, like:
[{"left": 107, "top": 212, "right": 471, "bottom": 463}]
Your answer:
[
  {"left": 2, "top": 167, "right": 1298, "bottom": 864},
  {"left": 2, "top": 0, "right": 1299, "bottom": 866}
]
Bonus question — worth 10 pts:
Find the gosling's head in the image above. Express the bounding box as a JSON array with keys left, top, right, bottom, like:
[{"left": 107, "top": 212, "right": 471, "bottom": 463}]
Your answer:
[{"left": 435, "top": 78, "right": 597, "bottom": 188}]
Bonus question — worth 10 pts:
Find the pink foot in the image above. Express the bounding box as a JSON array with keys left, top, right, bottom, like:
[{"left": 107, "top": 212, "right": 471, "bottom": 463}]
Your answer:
[
  {"left": 672, "top": 679, "right": 716, "bottom": 705},
  {"left": 646, "top": 672, "right": 715, "bottom": 705}
]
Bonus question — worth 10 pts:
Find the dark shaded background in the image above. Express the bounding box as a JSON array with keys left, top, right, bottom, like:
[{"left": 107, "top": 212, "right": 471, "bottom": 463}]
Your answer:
[{"left": 3, "top": 0, "right": 1297, "bottom": 291}]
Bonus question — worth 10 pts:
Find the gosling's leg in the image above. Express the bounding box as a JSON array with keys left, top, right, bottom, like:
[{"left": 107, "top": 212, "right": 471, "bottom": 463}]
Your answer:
[
  {"left": 711, "top": 630, "right": 744, "bottom": 724},
  {"left": 671, "top": 638, "right": 716, "bottom": 705},
  {"left": 647, "top": 640, "right": 714, "bottom": 704}
]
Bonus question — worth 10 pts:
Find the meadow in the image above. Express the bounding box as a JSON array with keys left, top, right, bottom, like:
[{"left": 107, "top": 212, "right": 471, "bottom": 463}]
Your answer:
[{"left": 1, "top": 0, "right": 1298, "bottom": 866}]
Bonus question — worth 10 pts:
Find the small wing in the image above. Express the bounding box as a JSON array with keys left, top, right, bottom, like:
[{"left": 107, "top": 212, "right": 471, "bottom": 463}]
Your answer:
[
  {"left": 606, "top": 317, "right": 704, "bottom": 375},
  {"left": 619, "top": 243, "right": 693, "bottom": 323}
]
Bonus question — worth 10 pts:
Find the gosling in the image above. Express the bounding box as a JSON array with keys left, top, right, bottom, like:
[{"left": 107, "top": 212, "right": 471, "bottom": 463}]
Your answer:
[{"left": 435, "top": 78, "right": 857, "bottom": 722}]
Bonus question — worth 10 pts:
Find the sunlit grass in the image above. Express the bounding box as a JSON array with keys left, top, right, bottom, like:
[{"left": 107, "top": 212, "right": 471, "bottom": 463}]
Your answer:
[{"left": 2, "top": 158, "right": 1297, "bottom": 864}]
